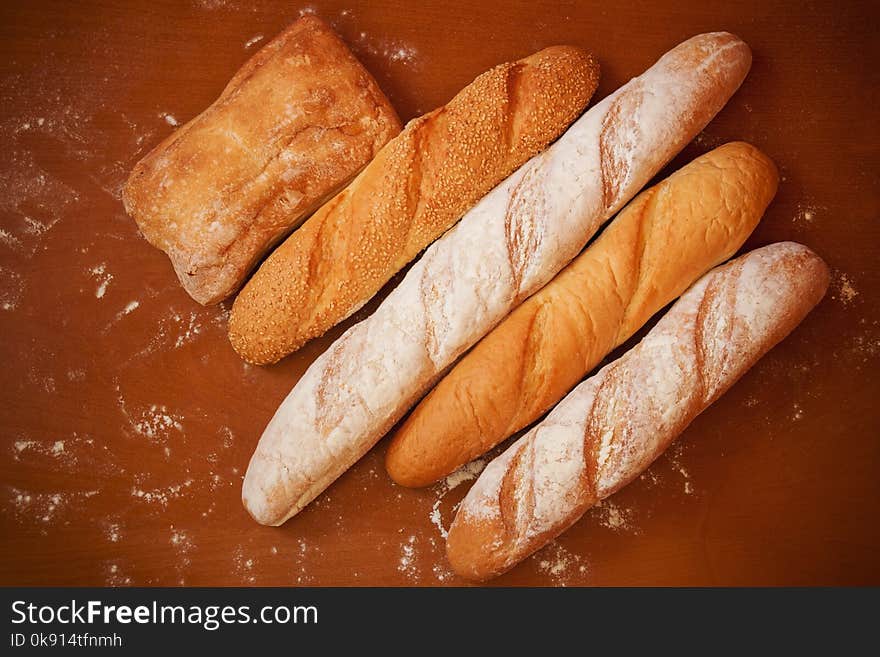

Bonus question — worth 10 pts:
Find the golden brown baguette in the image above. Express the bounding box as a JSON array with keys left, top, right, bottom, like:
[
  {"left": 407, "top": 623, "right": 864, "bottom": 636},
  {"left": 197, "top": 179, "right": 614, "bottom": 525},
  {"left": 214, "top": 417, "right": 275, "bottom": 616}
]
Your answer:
[
  {"left": 241, "top": 33, "right": 753, "bottom": 527},
  {"left": 385, "top": 142, "right": 779, "bottom": 487},
  {"left": 123, "top": 16, "right": 401, "bottom": 305},
  {"left": 446, "top": 242, "right": 830, "bottom": 581},
  {"left": 228, "top": 46, "right": 600, "bottom": 364}
]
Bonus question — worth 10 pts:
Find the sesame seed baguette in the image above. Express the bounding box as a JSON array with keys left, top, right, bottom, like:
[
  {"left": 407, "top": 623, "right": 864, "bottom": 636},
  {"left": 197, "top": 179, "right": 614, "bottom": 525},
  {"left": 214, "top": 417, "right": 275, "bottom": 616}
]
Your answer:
[
  {"left": 385, "top": 142, "right": 779, "bottom": 487},
  {"left": 123, "top": 16, "right": 401, "bottom": 305},
  {"left": 447, "top": 242, "right": 829, "bottom": 581},
  {"left": 228, "top": 46, "right": 600, "bottom": 364},
  {"left": 242, "top": 33, "right": 751, "bottom": 526}
]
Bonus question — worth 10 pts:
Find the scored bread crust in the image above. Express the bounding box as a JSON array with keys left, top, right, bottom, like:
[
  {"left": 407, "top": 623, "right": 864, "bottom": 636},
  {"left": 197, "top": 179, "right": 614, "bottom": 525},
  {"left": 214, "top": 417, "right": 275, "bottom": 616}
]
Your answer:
[
  {"left": 385, "top": 142, "right": 779, "bottom": 487},
  {"left": 242, "top": 32, "right": 752, "bottom": 527},
  {"left": 228, "top": 45, "right": 601, "bottom": 364},
  {"left": 446, "top": 242, "right": 830, "bottom": 581},
  {"left": 123, "top": 16, "right": 401, "bottom": 305}
]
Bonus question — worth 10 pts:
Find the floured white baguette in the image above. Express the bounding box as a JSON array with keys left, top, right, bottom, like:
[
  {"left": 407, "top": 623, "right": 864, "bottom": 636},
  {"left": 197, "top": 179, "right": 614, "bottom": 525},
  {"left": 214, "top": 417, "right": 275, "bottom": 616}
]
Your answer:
[
  {"left": 243, "top": 32, "right": 753, "bottom": 526},
  {"left": 446, "top": 242, "right": 830, "bottom": 581},
  {"left": 385, "top": 141, "right": 779, "bottom": 488}
]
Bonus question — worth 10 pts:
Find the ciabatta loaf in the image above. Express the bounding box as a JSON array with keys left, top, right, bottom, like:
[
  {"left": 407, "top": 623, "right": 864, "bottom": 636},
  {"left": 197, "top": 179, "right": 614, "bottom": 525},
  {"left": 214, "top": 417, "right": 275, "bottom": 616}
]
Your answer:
[
  {"left": 229, "top": 46, "right": 600, "bottom": 363},
  {"left": 386, "top": 142, "right": 778, "bottom": 487},
  {"left": 446, "top": 242, "right": 829, "bottom": 581},
  {"left": 123, "top": 16, "right": 400, "bottom": 305},
  {"left": 242, "top": 32, "right": 752, "bottom": 526}
]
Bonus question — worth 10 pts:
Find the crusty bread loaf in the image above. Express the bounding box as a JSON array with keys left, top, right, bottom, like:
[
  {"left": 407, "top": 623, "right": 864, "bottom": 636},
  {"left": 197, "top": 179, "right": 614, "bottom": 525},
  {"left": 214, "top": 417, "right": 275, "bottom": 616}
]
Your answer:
[
  {"left": 446, "top": 243, "right": 830, "bottom": 581},
  {"left": 228, "top": 46, "right": 600, "bottom": 364},
  {"left": 242, "top": 33, "right": 752, "bottom": 526},
  {"left": 123, "top": 16, "right": 401, "bottom": 305},
  {"left": 385, "top": 142, "right": 779, "bottom": 487}
]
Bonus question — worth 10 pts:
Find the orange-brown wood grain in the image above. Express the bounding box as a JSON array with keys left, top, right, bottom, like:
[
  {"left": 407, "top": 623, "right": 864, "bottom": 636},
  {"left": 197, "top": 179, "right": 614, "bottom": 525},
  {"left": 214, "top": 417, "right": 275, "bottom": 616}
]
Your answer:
[{"left": 1, "top": 0, "right": 877, "bottom": 586}]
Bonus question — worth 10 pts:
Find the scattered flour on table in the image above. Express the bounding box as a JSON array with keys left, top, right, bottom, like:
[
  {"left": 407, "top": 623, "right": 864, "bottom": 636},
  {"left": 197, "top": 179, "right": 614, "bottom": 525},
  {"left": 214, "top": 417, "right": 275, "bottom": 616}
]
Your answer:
[
  {"left": 427, "top": 505, "right": 445, "bottom": 538},
  {"left": 794, "top": 203, "right": 823, "bottom": 225},
  {"left": 693, "top": 131, "right": 722, "bottom": 149},
  {"left": 118, "top": 306, "right": 223, "bottom": 364},
  {"left": 432, "top": 562, "right": 454, "bottom": 583},
  {"left": 159, "top": 113, "right": 179, "bottom": 127},
  {"left": 105, "top": 521, "right": 122, "bottom": 543},
  {"left": 0, "top": 266, "right": 24, "bottom": 311},
  {"left": 103, "top": 300, "right": 140, "bottom": 329},
  {"left": 104, "top": 561, "right": 132, "bottom": 587},
  {"left": 665, "top": 443, "right": 694, "bottom": 496},
  {"left": 233, "top": 545, "right": 257, "bottom": 584},
  {"left": 11, "top": 433, "right": 95, "bottom": 469},
  {"left": 194, "top": 0, "right": 235, "bottom": 9},
  {"left": 294, "top": 571, "right": 315, "bottom": 585},
  {"left": 6, "top": 487, "right": 99, "bottom": 527},
  {"left": 4, "top": 38, "right": 169, "bottom": 207},
  {"left": 66, "top": 368, "right": 86, "bottom": 382},
  {"left": 592, "top": 499, "right": 638, "bottom": 532},
  {"left": 0, "top": 39, "right": 152, "bottom": 231},
  {"left": 13, "top": 438, "right": 65, "bottom": 458},
  {"left": 791, "top": 403, "right": 804, "bottom": 422},
  {"left": 847, "top": 324, "right": 880, "bottom": 365},
  {"left": 22, "top": 367, "right": 59, "bottom": 396},
  {"left": 173, "top": 312, "right": 204, "bottom": 347},
  {"left": 831, "top": 271, "right": 859, "bottom": 306},
  {"left": 13, "top": 440, "right": 38, "bottom": 454},
  {"left": 638, "top": 469, "right": 662, "bottom": 488},
  {"left": 243, "top": 34, "right": 264, "bottom": 49},
  {"left": 211, "top": 302, "right": 231, "bottom": 326},
  {"left": 353, "top": 31, "right": 419, "bottom": 68},
  {"left": 428, "top": 458, "right": 487, "bottom": 539},
  {"left": 133, "top": 405, "right": 184, "bottom": 441},
  {"left": 0, "top": 228, "right": 23, "bottom": 249},
  {"left": 159, "top": 310, "right": 211, "bottom": 348},
  {"left": 22, "top": 215, "right": 58, "bottom": 238},
  {"left": 115, "top": 381, "right": 185, "bottom": 443},
  {"left": 89, "top": 263, "right": 113, "bottom": 298},
  {"left": 131, "top": 479, "right": 194, "bottom": 508},
  {"left": 218, "top": 426, "right": 235, "bottom": 449},
  {"left": 535, "top": 543, "right": 588, "bottom": 585},
  {"left": 41, "top": 375, "right": 56, "bottom": 394},
  {"left": 170, "top": 526, "right": 195, "bottom": 579},
  {"left": 0, "top": 148, "right": 78, "bottom": 256},
  {"left": 398, "top": 535, "right": 418, "bottom": 579},
  {"left": 293, "top": 539, "right": 316, "bottom": 585},
  {"left": 386, "top": 44, "right": 418, "bottom": 64},
  {"left": 170, "top": 526, "right": 193, "bottom": 551}
]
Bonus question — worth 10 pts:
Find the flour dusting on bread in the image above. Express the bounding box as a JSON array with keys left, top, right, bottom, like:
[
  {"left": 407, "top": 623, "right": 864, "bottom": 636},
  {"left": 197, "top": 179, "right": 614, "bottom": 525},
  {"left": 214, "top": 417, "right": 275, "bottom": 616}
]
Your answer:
[{"left": 448, "top": 243, "right": 829, "bottom": 580}]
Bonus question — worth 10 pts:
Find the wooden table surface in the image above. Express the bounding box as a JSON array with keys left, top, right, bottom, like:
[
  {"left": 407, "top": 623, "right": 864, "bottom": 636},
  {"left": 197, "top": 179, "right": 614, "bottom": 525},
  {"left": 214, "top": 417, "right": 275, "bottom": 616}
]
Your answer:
[{"left": 1, "top": 0, "right": 877, "bottom": 586}]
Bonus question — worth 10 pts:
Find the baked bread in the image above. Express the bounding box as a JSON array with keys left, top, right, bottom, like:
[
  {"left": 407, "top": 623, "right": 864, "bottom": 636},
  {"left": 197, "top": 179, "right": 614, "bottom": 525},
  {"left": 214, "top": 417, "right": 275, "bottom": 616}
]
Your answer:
[
  {"left": 123, "top": 16, "right": 401, "bottom": 305},
  {"left": 446, "top": 242, "right": 829, "bottom": 581},
  {"left": 385, "top": 142, "right": 778, "bottom": 487},
  {"left": 242, "top": 32, "right": 752, "bottom": 526},
  {"left": 228, "top": 45, "right": 600, "bottom": 363}
]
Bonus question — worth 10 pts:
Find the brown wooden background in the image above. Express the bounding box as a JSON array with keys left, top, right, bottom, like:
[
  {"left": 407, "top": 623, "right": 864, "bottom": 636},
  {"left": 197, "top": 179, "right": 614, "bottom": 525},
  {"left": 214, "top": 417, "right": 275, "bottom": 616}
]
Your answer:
[{"left": 1, "top": 0, "right": 877, "bottom": 586}]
